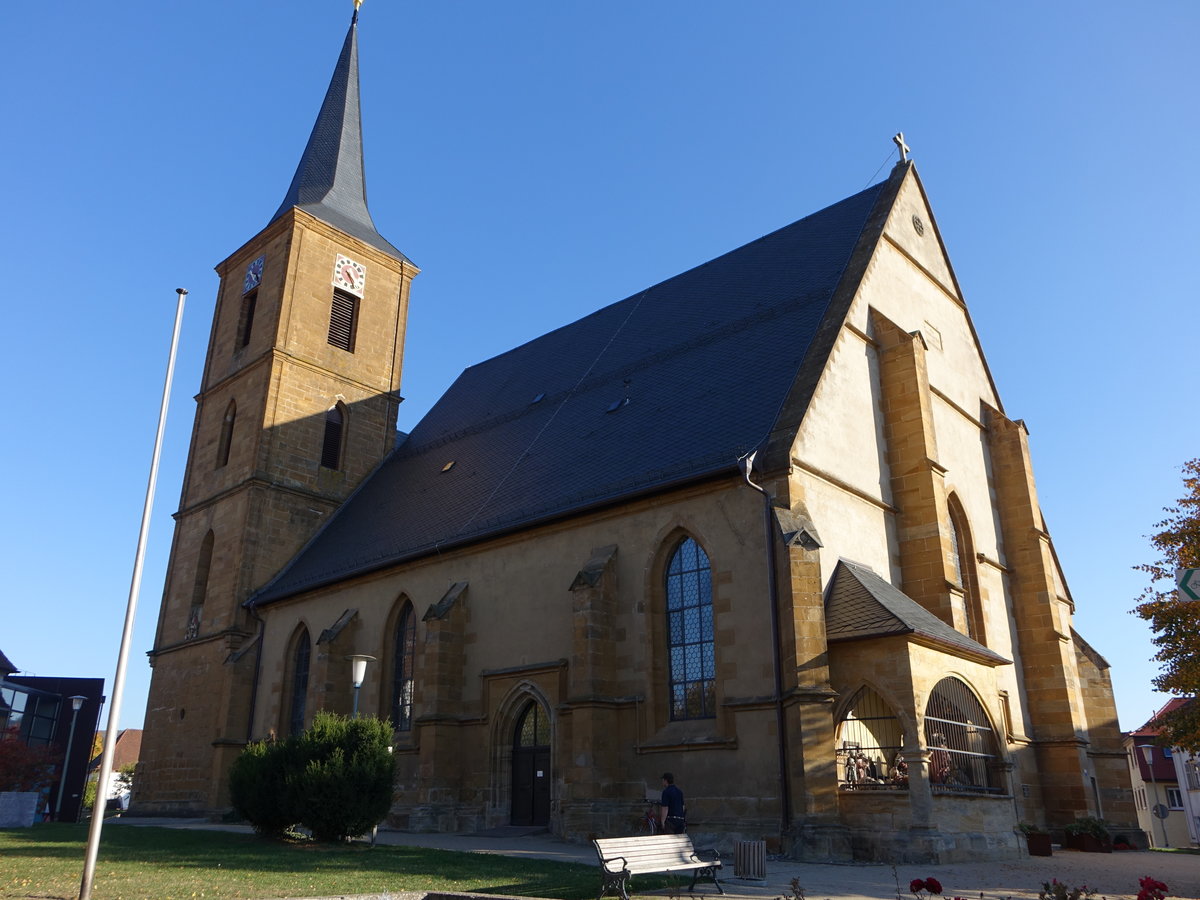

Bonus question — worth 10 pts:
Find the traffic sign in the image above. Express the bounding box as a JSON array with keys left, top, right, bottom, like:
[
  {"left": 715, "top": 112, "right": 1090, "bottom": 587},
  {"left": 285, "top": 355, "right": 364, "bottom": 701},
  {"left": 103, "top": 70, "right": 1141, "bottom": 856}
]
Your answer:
[
  {"left": 1152, "top": 803, "right": 1170, "bottom": 820},
  {"left": 1178, "top": 569, "right": 1200, "bottom": 602}
]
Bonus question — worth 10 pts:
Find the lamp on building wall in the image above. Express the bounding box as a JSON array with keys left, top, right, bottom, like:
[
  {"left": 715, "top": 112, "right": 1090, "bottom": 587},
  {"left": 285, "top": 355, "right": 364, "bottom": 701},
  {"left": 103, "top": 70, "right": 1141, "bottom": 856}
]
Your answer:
[
  {"left": 1138, "top": 743, "right": 1169, "bottom": 848},
  {"left": 54, "top": 695, "right": 87, "bottom": 822},
  {"left": 346, "top": 655, "right": 376, "bottom": 718}
]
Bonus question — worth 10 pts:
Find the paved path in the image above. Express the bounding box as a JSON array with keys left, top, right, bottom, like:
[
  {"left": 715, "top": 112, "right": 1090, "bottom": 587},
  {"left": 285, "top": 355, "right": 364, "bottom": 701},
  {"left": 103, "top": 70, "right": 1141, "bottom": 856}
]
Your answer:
[{"left": 109, "top": 819, "right": 1200, "bottom": 900}]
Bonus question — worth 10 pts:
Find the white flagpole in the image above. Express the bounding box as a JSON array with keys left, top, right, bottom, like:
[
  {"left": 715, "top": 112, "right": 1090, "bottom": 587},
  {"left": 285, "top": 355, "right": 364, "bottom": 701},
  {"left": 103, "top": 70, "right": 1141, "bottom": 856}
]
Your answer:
[{"left": 79, "top": 288, "right": 187, "bottom": 900}]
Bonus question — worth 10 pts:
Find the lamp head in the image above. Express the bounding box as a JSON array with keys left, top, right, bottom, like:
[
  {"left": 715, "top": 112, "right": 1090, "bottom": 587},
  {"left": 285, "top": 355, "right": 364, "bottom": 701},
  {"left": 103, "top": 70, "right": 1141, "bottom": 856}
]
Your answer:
[
  {"left": 68, "top": 695, "right": 87, "bottom": 712},
  {"left": 346, "top": 654, "right": 376, "bottom": 688}
]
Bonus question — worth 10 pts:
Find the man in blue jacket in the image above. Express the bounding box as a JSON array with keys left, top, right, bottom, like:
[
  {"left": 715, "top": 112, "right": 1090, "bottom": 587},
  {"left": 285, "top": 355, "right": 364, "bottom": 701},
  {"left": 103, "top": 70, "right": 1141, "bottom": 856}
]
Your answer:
[{"left": 658, "top": 772, "right": 686, "bottom": 833}]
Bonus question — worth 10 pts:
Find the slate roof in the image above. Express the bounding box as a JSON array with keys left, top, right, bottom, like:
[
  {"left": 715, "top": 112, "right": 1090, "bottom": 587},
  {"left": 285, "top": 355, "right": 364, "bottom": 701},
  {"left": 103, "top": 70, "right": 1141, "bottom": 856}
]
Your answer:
[
  {"left": 0, "top": 647, "right": 15, "bottom": 677},
  {"left": 268, "top": 15, "right": 408, "bottom": 263},
  {"left": 252, "top": 171, "right": 901, "bottom": 606},
  {"left": 824, "top": 559, "right": 1009, "bottom": 665}
]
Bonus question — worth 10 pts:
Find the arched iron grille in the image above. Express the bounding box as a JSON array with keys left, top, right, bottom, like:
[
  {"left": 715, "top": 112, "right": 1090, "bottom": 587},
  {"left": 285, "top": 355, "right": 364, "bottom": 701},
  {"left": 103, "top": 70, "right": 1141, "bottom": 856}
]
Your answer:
[
  {"left": 924, "top": 677, "right": 1001, "bottom": 794},
  {"left": 836, "top": 687, "right": 908, "bottom": 789}
]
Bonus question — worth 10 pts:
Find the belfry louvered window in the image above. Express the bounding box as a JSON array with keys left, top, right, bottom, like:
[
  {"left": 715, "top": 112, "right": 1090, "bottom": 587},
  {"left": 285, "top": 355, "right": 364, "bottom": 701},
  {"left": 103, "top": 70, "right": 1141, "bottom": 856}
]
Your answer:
[
  {"left": 321, "top": 405, "right": 345, "bottom": 470},
  {"left": 666, "top": 536, "right": 716, "bottom": 720},
  {"left": 327, "top": 289, "right": 358, "bottom": 352}
]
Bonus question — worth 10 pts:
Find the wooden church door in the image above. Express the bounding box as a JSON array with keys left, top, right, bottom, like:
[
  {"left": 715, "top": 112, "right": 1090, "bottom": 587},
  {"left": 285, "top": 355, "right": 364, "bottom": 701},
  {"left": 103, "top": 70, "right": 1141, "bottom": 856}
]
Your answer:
[{"left": 511, "top": 700, "right": 551, "bottom": 826}]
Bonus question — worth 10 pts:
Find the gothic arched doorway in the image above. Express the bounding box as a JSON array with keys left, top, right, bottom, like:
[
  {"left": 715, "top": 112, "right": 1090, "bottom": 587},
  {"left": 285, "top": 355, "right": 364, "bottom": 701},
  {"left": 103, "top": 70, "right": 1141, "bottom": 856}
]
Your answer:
[{"left": 511, "top": 700, "right": 551, "bottom": 826}]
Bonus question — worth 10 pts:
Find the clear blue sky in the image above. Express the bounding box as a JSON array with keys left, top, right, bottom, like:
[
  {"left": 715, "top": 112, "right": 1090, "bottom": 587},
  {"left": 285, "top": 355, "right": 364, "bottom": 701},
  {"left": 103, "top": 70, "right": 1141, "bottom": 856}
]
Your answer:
[{"left": 1, "top": 1, "right": 1195, "bottom": 735}]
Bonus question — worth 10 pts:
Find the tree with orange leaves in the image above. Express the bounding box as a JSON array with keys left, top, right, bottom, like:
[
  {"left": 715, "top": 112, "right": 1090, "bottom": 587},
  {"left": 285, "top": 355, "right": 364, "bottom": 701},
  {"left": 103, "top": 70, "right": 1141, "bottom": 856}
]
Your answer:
[{"left": 1133, "top": 458, "right": 1200, "bottom": 751}]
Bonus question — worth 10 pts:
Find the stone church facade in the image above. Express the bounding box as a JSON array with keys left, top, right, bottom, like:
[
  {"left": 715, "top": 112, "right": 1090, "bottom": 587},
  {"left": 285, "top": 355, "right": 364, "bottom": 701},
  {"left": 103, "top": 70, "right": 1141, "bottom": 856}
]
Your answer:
[{"left": 133, "top": 13, "right": 1137, "bottom": 863}]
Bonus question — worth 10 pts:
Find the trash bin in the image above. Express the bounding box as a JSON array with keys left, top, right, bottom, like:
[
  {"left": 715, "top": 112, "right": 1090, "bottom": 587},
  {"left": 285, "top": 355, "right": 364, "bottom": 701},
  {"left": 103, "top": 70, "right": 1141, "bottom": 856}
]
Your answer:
[{"left": 734, "top": 839, "right": 767, "bottom": 881}]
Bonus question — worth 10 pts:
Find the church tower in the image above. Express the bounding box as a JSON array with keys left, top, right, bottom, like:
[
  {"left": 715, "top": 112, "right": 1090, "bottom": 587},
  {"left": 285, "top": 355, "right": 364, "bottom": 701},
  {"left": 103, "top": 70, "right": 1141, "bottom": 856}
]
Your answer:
[{"left": 134, "top": 8, "right": 417, "bottom": 813}]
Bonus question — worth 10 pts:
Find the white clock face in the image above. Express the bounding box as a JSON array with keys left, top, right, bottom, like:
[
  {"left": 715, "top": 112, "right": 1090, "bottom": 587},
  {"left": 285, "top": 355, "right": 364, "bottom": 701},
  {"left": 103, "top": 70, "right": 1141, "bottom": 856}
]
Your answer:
[{"left": 332, "top": 254, "right": 366, "bottom": 297}]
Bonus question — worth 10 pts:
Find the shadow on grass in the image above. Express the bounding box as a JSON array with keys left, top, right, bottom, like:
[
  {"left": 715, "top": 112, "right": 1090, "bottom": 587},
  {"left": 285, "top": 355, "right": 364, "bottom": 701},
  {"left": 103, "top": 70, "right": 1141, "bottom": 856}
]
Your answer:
[{"left": 0, "top": 824, "right": 641, "bottom": 899}]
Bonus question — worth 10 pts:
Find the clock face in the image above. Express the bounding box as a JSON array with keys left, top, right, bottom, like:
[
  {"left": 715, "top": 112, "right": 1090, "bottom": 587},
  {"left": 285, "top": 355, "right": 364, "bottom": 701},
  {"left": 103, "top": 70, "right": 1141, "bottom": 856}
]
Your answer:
[
  {"left": 243, "top": 255, "right": 264, "bottom": 294},
  {"left": 332, "top": 254, "right": 366, "bottom": 297}
]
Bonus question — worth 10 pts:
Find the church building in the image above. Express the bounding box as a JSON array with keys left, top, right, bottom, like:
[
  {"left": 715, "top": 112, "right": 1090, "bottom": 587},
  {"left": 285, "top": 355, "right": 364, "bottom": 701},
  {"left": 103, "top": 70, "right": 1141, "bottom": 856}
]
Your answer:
[{"left": 133, "top": 10, "right": 1137, "bottom": 862}]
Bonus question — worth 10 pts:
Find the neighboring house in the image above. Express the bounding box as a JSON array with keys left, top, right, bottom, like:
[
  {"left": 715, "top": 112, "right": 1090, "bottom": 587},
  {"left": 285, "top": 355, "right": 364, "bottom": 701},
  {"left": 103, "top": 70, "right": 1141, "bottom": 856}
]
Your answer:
[
  {"left": 1169, "top": 737, "right": 1200, "bottom": 848},
  {"left": 132, "top": 14, "right": 1137, "bottom": 863},
  {"left": 88, "top": 729, "right": 142, "bottom": 810},
  {"left": 1124, "top": 699, "right": 1192, "bottom": 848},
  {"left": 0, "top": 648, "right": 104, "bottom": 822}
]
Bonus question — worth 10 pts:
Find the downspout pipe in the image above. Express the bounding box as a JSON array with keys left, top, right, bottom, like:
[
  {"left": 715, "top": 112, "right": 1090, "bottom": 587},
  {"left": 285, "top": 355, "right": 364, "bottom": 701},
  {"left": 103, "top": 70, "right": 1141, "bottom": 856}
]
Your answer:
[{"left": 739, "top": 451, "right": 792, "bottom": 834}]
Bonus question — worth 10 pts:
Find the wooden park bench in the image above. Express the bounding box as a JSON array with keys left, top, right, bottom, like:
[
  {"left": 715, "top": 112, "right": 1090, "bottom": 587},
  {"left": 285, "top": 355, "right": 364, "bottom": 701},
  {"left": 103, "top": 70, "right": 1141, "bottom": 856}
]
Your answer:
[{"left": 592, "top": 833, "right": 724, "bottom": 900}]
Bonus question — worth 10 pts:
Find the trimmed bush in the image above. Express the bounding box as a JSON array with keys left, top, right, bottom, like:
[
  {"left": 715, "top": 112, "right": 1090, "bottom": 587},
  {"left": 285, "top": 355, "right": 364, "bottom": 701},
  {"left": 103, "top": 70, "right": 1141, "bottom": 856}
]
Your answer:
[
  {"left": 228, "top": 712, "right": 394, "bottom": 841},
  {"left": 228, "top": 737, "right": 300, "bottom": 837}
]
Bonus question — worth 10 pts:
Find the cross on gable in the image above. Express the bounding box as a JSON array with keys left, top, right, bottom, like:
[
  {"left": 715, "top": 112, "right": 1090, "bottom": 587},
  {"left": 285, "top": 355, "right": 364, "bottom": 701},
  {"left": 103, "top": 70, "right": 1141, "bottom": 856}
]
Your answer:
[{"left": 893, "top": 132, "right": 910, "bottom": 162}]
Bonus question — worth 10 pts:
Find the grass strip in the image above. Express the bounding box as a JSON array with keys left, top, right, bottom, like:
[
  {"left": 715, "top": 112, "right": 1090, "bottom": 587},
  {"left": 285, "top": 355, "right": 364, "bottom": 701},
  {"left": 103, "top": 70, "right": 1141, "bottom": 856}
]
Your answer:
[{"left": 0, "top": 824, "right": 677, "bottom": 900}]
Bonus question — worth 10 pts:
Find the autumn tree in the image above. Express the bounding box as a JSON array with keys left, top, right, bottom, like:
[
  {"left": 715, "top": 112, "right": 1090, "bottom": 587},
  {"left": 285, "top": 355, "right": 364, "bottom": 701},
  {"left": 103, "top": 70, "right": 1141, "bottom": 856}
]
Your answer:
[{"left": 1133, "top": 458, "right": 1200, "bottom": 750}]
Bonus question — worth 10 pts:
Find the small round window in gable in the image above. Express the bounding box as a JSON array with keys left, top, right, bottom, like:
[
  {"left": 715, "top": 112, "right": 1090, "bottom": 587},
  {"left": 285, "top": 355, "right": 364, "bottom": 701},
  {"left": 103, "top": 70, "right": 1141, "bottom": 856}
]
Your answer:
[{"left": 911, "top": 214, "right": 926, "bottom": 236}]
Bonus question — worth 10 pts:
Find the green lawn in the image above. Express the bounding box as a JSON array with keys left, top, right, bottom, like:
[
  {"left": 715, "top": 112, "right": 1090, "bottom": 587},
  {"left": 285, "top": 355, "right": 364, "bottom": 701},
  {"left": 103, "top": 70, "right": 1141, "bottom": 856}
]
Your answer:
[{"left": 0, "top": 824, "right": 672, "bottom": 900}]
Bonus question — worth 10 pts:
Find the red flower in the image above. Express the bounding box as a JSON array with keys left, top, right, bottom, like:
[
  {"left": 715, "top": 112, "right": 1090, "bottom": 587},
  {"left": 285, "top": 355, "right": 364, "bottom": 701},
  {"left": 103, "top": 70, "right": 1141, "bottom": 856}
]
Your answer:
[
  {"left": 924, "top": 878, "right": 943, "bottom": 894},
  {"left": 910, "top": 880, "right": 926, "bottom": 894}
]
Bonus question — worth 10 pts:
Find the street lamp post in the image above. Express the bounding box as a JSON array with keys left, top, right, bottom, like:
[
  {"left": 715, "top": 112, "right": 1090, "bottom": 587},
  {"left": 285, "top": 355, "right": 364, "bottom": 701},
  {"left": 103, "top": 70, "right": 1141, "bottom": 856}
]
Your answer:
[
  {"left": 347, "top": 655, "right": 375, "bottom": 718},
  {"left": 1138, "top": 744, "right": 1169, "bottom": 848},
  {"left": 54, "top": 696, "right": 87, "bottom": 822}
]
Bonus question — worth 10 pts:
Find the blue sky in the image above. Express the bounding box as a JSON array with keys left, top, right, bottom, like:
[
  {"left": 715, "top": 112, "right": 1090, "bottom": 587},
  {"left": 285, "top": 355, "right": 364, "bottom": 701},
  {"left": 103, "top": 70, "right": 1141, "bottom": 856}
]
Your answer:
[{"left": 1, "top": 1, "right": 1195, "bottom": 734}]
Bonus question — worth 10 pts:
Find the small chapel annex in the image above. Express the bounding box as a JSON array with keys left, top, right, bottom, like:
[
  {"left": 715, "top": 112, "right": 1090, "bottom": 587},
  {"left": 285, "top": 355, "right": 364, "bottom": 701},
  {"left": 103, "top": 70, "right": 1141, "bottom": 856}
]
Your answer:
[{"left": 132, "top": 10, "right": 1137, "bottom": 863}]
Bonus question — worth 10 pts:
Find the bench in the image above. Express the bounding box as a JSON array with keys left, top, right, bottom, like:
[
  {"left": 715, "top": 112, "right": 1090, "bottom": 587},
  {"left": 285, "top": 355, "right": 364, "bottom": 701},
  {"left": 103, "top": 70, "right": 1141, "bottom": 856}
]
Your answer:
[{"left": 593, "top": 834, "right": 724, "bottom": 900}]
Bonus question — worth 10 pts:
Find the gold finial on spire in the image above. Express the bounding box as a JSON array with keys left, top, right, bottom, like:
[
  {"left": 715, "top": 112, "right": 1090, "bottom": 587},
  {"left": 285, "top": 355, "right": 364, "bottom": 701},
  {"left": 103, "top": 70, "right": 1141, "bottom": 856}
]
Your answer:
[
  {"left": 355, "top": 0, "right": 364, "bottom": 9},
  {"left": 352, "top": 0, "right": 363, "bottom": 24}
]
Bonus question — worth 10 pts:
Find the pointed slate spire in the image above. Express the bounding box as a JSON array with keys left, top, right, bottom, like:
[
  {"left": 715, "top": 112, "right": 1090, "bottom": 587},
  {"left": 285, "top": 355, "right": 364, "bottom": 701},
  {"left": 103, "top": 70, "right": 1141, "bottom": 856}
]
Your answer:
[{"left": 269, "top": 14, "right": 408, "bottom": 261}]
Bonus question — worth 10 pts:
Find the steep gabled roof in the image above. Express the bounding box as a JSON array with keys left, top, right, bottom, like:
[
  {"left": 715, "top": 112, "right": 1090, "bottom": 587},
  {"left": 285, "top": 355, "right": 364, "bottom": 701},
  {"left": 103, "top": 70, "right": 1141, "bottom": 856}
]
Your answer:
[
  {"left": 0, "top": 648, "right": 16, "bottom": 677},
  {"left": 825, "top": 559, "right": 1009, "bottom": 666},
  {"left": 252, "top": 166, "right": 908, "bottom": 606},
  {"left": 268, "top": 14, "right": 408, "bottom": 262}
]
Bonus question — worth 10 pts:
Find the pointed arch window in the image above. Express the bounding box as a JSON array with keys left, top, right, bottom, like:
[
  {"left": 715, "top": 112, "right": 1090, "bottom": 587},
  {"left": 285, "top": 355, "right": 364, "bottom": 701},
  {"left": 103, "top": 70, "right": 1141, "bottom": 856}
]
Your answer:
[
  {"left": 665, "top": 536, "right": 716, "bottom": 720},
  {"left": 925, "top": 677, "right": 1001, "bottom": 794},
  {"left": 391, "top": 602, "right": 416, "bottom": 731},
  {"left": 185, "top": 531, "right": 214, "bottom": 640},
  {"left": 238, "top": 290, "right": 257, "bottom": 348},
  {"left": 515, "top": 700, "right": 550, "bottom": 747},
  {"left": 287, "top": 629, "right": 311, "bottom": 736},
  {"left": 836, "top": 687, "right": 907, "bottom": 789},
  {"left": 321, "top": 404, "right": 346, "bottom": 470},
  {"left": 947, "top": 495, "right": 985, "bottom": 644},
  {"left": 216, "top": 400, "right": 236, "bottom": 469}
]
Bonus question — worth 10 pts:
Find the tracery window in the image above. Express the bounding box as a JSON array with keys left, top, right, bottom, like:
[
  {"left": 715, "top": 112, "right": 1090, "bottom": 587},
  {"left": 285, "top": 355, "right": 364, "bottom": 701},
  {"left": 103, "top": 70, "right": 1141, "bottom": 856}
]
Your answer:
[
  {"left": 924, "top": 677, "right": 1001, "bottom": 794},
  {"left": 947, "top": 495, "right": 984, "bottom": 644},
  {"left": 665, "top": 536, "right": 716, "bottom": 720},
  {"left": 836, "top": 687, "right": 907, "bottom": 790},
  {"left": 288, "top": 629, "right": 311, "bottom": 736},
  {"left": 391, "top": 602, "right": 416, "bottom": 731}
]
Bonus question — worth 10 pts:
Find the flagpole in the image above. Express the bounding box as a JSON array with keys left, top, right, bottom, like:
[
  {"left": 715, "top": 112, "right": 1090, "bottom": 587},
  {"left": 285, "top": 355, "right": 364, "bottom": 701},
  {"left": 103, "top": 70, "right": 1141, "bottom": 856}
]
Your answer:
[{"left": 79, "top": 288, "right": 187, "bottom": 900}]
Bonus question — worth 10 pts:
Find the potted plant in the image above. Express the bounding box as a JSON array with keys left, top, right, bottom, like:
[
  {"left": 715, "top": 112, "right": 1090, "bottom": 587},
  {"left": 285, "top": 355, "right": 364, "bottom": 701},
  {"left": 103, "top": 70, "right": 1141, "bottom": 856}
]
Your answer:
[
  {"left": 1019, "top": 822, "right": 1053, "bottom": 856},
  {"left": 1063, "top": 817, "right": 1112, "bottom": 853}
]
